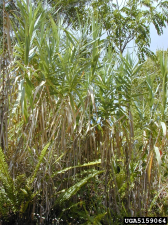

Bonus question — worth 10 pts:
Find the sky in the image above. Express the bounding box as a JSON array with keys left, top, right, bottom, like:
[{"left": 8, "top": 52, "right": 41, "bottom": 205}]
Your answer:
[{"left": 150, "top": 24, "right": 168, "bottom": 52}]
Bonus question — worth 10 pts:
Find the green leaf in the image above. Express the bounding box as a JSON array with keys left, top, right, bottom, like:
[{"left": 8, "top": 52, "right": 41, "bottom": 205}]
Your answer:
[
  {"left": 93, "top": 212, "right": 107, "bottom": 225},
  {"left": 0, "top": 148, "right": 12, "bottom": 185},
  {"left": 52, "top": 160, "right": 101, "bottom": 177},
  {"left": 55, "top": 169, "right": 104, "bottom": 205}
]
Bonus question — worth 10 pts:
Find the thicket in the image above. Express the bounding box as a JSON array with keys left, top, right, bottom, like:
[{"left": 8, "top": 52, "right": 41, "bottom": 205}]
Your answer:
[{"left": 0, "top": 0, "right": 168, "bottom": 224}]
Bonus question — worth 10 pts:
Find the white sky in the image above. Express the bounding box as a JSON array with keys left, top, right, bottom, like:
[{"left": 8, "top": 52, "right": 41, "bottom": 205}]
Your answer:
[{"left": 150, "top": 24, "right": 168, "bottom": 52}]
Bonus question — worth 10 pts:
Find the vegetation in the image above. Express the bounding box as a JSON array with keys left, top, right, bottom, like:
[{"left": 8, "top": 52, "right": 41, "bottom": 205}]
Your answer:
[
  {"left": 89, "top": 0, "right": 168, "bottom": 60},
  {"left": 0, "top": 0, "right": 168, "bottom": 224}
]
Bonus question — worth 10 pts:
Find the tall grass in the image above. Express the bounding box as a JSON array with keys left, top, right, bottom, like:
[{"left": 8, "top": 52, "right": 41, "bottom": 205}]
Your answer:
[{"left": 0, "top": 0, "right": 168, "bottom": 224}]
